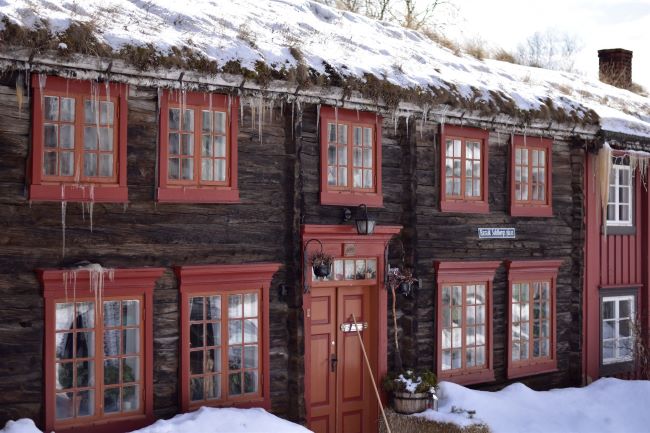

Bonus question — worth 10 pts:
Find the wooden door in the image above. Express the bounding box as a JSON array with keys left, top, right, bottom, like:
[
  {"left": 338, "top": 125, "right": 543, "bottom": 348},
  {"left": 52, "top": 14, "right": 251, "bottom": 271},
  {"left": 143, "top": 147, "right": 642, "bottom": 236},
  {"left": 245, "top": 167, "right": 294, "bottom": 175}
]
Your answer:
[{"left": 309, "top": 286, "right": 376, "bottom": 433}]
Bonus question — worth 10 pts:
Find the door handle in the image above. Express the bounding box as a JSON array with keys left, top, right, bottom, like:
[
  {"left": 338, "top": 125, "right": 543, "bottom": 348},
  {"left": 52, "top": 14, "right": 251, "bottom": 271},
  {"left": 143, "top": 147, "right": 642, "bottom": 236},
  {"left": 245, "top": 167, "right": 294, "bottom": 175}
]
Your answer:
[{"left": 330, "top": 353, "right": 338, "bottom": 372}]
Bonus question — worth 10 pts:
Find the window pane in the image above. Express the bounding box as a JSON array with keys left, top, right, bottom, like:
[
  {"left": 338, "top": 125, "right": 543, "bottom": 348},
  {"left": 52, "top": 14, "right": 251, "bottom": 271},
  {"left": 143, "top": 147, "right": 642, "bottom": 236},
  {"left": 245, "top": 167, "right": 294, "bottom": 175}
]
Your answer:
[
  {"left": 59, "top": 125, "right": 74, "bottom": 149},
  {"left": 183, "top": 109, "right": 194, "bottom": 131},
  {"left": 215, "top": 136, "right": 226, "bottom": 157},
  {"left": 169, "top": 108, "right": 180, "bottom": 130},
  {"left": 45, "top": 96, "right": 59, "bottom": 120},
  {"left": 84, "top": 101, "right": 97, "bottom": 123},
  {"left": 104, "top": 359, "right": 119, "bottom": 385},
  {"left": 215, "top": 159, "right": 226, "bottom": 181},
  {"left": 190, "top": 324, "right": 204, "bottom": 348},
  {"left": 104, "top": 330, "right": 120, "bottom": 356},
  {"left": 168, "top": 158, "right": 180, "bottom": 180},
  {"left": 190, "top": 350, "right": 204, "bottom": 375},
  {"left": 206, "top": 374, "right": 221, "bottom": 400},
  {"left": 244, "top": 345, "right": 258, "bottom": 369},
  {"left": 338, "top": 146, "right": 347, "bottom": 165},
  {"left": 338, "top": 124, "right": 348, "bottom": 144},
  {"left": 181, "top": 158, "right": 193, "bottom": 180},
  {"left": 190, "top": 297, "right": 204, "bottom": 321},
  {"left": 451, "top": 348, "right": 461, "bottom": 369},
  {"left": 104, "top": 388, "right": 120, "bottom": 413},
  {"left": 60, "top": 152, "right": 74, "bottom": 176},
  {"left": 100, "top": 101, "right": 114, "bottom": 125},
  {"left": 56, "top": 303, "right": 74, "bottom": 331},
  {"left": 228, "top": 346, "right": 242, "bottom": 369},
  {"left": 123, "top": 386, "right": 139, "bottom": 412},
  {"left": 99, "top": 128, "right": 113, "bottom": 151},
  {"left": 44, "top": 124, "right": 58, "bottom": 148},
  {"left": 244, "top": 371, "right": 258, "bottom": 393},
  {"left": 104, "top": 301, "right": 120, "bottom": 327},
  {"left": 122, "top": 329, "right": 139, "bottom": 354},
  {"left": 122, "top": 301, "right": 139, "bottom": 326},
  {"left": 243, "top": 293, "right": 258, "bottom": 317},
  {"left": 328, "top": 124, "right": 336, "bottom": 142},
  {"left": 56, "top": 362, "right": 74, "bottom": 389},
  {"left": 99, "top": 154, "right": 113, "bottom": 177},
  {"left": 202, "top": 111, "right": 212, "bottom": 132},
  {"left": 76, "top": 361, "right": 94, "bottom": 387},
  {"left": 229, "top": 320, "right": 242, "bottom": 344},
  {"left": 76, "top": 332, "right": 94, "bottom": 358},
  {"left": 76, "top": 390, "right": 94, "bottom": 417},
  {"left": 207, "top": 322, "right": 221, "bottom": 347},
  {"left": 123, "top": 356, "right": 139, "bottom": 382},
  {"left": 83, "top": 153, "right": 97, "bottom": 177},
  {"left": 229, "top": 373, "right": 242, "bottom": 395},
  {"left": 190, "top": 377, "right": 203, "bottom": 401},
  {"left": 229, "top": 295, "right": 243, "bottom": 318},
  {"left": 44, "top": 151, "right": 57, "bottom": 176},
  {"left": 620, "top": 300, "right": 631, "bottom": 318},
  {"left": 364, "top": 128, "right": 372, "bottom": 146},
  {"left": 169, "top": 133, "right": 180, "bottom": 155},
  {"left": 442, "top": 349, "right": 451, "bottom": 370},
  {"left": 201, "top": 159, "right": 213, "bottom": 181},
  {"left": 207, "top": 348, "right": 221, "bottom": 373},
  {"left": 215, "top": 112, "right": 226, "bottom": 134},
  {"left": 181, "top": 134, "right": 194, "bottom": 155},
  {"left": 353, "top": 168, "right": 362, "bottom": 188},
  {"left": 244, "top": 319, "right": 258, "bottom": 343},
  {"left": 207, "top": 296, "right": 221, "bottom": 320}
]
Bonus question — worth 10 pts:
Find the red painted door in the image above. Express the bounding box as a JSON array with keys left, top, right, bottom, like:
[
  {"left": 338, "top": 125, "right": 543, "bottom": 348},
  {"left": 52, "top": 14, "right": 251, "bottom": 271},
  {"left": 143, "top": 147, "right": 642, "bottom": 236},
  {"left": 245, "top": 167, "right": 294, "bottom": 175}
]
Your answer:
[{"left": 309, "top": 286, "right": 376, "bottom": 433}]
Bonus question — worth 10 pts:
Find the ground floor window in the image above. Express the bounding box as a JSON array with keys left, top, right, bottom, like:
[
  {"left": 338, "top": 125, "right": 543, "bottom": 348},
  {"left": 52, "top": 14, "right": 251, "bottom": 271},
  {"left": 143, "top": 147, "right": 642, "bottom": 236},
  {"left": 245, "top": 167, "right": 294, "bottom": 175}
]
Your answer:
[
  {"left": 434, "top": 261, "right": 499, "bottom": 385},
  {"left": 602, "top": 294, "right": 635, "bottom": 365},
  {"left": 177, "top": 263, "right": 279, "bottom": 411},
  {"left": 42, "top": 266, "right": 163, "bottom": 432}
]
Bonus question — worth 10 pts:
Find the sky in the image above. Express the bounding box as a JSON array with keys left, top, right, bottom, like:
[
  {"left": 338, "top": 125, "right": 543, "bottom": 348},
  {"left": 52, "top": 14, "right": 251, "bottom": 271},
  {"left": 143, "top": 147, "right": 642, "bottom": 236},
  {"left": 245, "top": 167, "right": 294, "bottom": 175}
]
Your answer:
[{"left": 443, "top": 0, "right": 650, "bottom": 90}]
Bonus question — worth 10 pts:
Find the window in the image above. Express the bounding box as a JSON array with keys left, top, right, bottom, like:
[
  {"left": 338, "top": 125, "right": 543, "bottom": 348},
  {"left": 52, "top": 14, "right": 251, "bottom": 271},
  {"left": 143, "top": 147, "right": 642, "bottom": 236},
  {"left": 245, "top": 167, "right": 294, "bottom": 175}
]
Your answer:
[
  {"left": 41, "top": 267, "right": 163, "bottom": 433},
  {"left": 158, "top": 91, "right": 239, "bottom": 203},
  {"left": 30, "top": 75, "right": 128, "bottom": 202},
  {"left": 440, "top": 125, "right": 489, "bottom": 213},
  {"left": 506, "top": 260, "right": 561, "bottom": 378},
  {"left": 606, "top": 163, "right": 633, "bottom": 227},
  {"left": 177, "top": 263, "right": 280, "bottom": 411},
  {"left": 319, "top": 107, "right": 382, "bottom": 207},
  {"left": 601, "top": 294, "right": 635, "bottom": 365},
  {"left": 434, "top": 261, "right": 499, "bottom": 384},
  {"left": 510, "top": 136, "right": 553, "bottom": 217}
]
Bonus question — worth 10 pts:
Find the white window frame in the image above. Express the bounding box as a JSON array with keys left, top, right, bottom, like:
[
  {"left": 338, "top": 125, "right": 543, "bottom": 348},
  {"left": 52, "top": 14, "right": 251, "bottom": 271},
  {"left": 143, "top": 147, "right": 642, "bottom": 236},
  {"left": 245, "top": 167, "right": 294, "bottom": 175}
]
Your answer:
[
  {"left": 601, "top": 294, "right": 635, "bottom": 365},
  {"left": 607, "top": 164, "right": 633, "bottom": 227}
]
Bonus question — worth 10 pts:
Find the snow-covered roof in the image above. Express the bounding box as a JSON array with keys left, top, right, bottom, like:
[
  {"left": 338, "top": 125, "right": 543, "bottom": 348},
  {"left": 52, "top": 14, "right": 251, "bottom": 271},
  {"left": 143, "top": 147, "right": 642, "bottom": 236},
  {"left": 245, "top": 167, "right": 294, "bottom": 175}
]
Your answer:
[{"left": 1, "top": 0, "right": 650, "bottom": 140}]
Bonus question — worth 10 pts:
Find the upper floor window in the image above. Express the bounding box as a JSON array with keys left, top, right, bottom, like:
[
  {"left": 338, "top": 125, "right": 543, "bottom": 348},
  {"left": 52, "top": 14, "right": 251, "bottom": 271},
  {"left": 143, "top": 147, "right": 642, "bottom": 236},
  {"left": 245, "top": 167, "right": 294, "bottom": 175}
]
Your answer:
[
  {"left": 319, "top": 107, "right": 382, "bottom": 207},
  {"left": 510, "top": 136, "right": 553, "bottom": 217},
  {"left": 30, "top": 75, "right": 128, "bottom": 202},
  {"left": 177, "top": 263, "right": 280, "bottom": 411},
  {"left": 440, "top": 126, "right": 489, "bottom": 213},
  {"left": 158, "top": 91, "right": 239, "bottom": 203},
  {"left": 434, "top": 261, "right": 499, "bottom": 385},
  {"left": 41, "top": 266, "right": 163, "bottom": 433},
  {"left": 506, "top": 260, "right": 562, "bottom": 379},
  {"left": 607, "top": 163, "right": 632, "bottom": 227}
]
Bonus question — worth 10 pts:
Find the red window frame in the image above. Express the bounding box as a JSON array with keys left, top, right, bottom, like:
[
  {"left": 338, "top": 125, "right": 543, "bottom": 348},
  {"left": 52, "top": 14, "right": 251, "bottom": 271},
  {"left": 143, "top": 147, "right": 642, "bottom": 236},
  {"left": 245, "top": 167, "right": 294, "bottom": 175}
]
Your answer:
[
  {"left": 41, "top": 266, "right": 163, "bottom": 433},
  {"left": 506, "top": 260, "right": 562, "bottom": 378},
  {"left": 319, "top": 106, "right": 383, "bottom": 207},
  {"left": 510, "top": 136, "right": 553, "bottom": 217},
  {"left": 440, "top": 125, "right": 489, "bottom": 213},
  {"left": 30, "top": 75, "right": 128, "bottom": 202},
  {"left": 176, "top": 263, "right": 280, "bottom": 412},
  {"left": 434, "top": 261, "right": 499, "bottom": 385},
  {"left": 158, "top": 90, "right": 240, "bottom": 203}
]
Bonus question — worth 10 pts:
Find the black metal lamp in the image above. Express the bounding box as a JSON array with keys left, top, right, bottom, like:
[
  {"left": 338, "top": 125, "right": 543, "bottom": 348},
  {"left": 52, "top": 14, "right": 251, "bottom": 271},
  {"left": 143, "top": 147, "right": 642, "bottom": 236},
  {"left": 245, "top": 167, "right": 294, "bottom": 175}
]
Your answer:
[{"left": 355, "top": 204, "right": 375, "bottom": 235}]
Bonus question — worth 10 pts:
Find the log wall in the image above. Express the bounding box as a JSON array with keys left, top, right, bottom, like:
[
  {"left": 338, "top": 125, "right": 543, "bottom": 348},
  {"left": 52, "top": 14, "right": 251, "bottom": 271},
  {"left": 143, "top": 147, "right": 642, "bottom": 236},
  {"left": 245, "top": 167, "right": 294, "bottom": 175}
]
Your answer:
[{"left": 0, "top": 71, "right": 586, "bottom": 429}]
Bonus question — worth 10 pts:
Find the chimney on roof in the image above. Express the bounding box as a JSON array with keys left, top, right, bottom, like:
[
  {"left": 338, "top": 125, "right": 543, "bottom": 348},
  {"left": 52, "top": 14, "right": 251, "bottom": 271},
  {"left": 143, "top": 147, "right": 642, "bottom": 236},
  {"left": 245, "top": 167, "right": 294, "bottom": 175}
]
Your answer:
[{"left": 598, "top": 48, "right": 633, "bottom": 89}]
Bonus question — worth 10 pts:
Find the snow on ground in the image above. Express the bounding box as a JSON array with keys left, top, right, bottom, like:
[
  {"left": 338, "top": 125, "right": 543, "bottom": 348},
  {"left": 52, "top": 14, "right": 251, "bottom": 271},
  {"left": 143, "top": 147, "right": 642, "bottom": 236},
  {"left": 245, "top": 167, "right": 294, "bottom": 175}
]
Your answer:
[
  {"left": 0, "top": 0, "right": 649, "bottom": 136},
  {"left": 0, "top": 407, "right": 313, "bottom": 433},
  {"left": 131, "top": 407, "right": 312, "bottom": 433},
  {"left": 418, "top": 378, "right": 650, "bottom": 433}
]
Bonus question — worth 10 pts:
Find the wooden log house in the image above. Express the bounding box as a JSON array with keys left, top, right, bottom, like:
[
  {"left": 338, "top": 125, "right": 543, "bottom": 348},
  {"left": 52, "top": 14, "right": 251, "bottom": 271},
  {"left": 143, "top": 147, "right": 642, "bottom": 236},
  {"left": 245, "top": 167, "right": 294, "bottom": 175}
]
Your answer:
[{"left": 0, "top": 3, "right": 649, "bottom": 433}]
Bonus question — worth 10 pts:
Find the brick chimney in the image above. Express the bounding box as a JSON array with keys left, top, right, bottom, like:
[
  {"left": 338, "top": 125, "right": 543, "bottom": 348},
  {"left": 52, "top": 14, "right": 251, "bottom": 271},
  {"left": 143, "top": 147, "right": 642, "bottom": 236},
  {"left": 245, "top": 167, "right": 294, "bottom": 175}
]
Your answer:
[{"left": 598, "top": 48, "right": 633, "bottom": 89}]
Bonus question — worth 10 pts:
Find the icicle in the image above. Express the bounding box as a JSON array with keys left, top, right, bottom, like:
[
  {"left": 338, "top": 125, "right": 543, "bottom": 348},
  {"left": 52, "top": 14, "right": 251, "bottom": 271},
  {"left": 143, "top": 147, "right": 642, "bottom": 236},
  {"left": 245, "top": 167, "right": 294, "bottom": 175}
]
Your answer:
[
  {"left": 25, "top": 69, "right": 31, "bottom": 109},
  {"left": 240, "top": 97, "right": 244, "bottom": 123},
  {"left": 88, "top": 185, "right": 95, "bottom": 232},
  {"left": 64, "top": 271, "right": 69, "bottom": 302},
  {"left": 356, "top": 108, "right": 359, "bottom": 120},
  {"left": 61, "top": 200, "right": 67, "bottom": 257},
  {"left": 38, "top": 74, "right": 47, "bottom": 111},
  {"left": 123, "top": 203, "right": 128, "bottom": 213},
  {"left": 597, "top": 142, "right": 613, "bottom": 236},
  {"left": 316, "top": 104, "right": 321, "bottom": 132},
  {"left": 291, "top": 100, "right": 295, "bottom": 140},
  {"left": 258, "top": 95, "right": 263, "bottom": 144},
  {"left": 405, "top": 113, "right": 410, "bottom": 138},
  {"left": 81, "top": 201, "right": 85, "bottom": 222},
  {"left": 15, "top": 74, "right": 24, "bottom": 114},
  {"left": 393, "top": 111, "right": 398, "bottom": 136}
]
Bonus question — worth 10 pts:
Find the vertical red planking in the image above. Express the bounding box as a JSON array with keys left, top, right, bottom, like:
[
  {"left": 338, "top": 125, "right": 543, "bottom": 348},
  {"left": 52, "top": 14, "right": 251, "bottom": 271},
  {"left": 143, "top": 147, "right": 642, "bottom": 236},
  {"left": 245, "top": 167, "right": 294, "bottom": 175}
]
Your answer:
[{"left": 622, "top": 236, "right": 629, "bottom": 285}]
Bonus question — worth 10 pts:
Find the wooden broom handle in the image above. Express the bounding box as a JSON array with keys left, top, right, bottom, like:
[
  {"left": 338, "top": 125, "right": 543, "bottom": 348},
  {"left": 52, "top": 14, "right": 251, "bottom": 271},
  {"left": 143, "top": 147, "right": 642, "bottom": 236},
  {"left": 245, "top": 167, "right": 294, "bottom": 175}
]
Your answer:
[{"left": 351, "top": 313, "right": 392, "bottom": 433}]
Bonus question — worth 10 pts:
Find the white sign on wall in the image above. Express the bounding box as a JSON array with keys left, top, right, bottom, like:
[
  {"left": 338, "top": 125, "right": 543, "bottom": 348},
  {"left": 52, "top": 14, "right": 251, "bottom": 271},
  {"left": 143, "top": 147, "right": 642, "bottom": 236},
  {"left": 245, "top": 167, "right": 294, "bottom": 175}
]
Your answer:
[{"left": 478, "top": 227, "right": 516, "bottom": 239}]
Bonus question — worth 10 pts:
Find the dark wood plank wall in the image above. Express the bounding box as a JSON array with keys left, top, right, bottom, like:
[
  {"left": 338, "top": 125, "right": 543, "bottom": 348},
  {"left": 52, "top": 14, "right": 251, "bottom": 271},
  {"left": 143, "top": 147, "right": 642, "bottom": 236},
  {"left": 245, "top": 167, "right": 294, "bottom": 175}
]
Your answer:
[
  {"left": 411, "top": 121, "right": 585, "bottom": 390},
  {"left": 0, "top": 77, "right": 294, "bottom": 426},
  {"left": 0, "top": 70, "right": 587, "bottom": 429}
]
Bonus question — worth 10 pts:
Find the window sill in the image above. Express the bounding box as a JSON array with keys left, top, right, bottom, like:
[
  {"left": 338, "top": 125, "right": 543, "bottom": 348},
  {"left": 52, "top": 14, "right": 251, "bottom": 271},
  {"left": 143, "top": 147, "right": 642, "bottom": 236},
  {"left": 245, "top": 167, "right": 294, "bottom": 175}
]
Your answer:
[
  {"left": 507, "top": 361, "right": 557, "bottom": 379},
  {"left": 188, "top": 396, "right": 270, "bottom": 412},
  {"left": 53, "top": 413, "right": 152, "bottom": 433},
  {"left": 438, "top": 368, "right": 495, "bottom": 386},
  {"left": 440, "top": 200, "right": 489, "bottom": 214},
  {"left": 320, "top": 190, "right": 383, "bottom": 207},
  {"left": 603, "top": 225, "right": 636, "bottom": 236},
  {"left": 511, "top": 204, "right": 553, "bottom": 217},
  {"left": 157, "top": 186, "right": 240, "bottom": 203},
  {"left": 30, "top": 184, "right": 128, "bottom": 203}
]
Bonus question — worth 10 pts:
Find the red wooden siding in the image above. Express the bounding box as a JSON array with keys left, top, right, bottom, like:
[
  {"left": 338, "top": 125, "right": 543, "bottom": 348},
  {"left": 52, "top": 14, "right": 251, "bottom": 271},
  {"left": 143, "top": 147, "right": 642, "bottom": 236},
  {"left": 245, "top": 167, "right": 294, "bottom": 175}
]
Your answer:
[{"left": 584, "top": 154, "right": 650, "bottom": 382}]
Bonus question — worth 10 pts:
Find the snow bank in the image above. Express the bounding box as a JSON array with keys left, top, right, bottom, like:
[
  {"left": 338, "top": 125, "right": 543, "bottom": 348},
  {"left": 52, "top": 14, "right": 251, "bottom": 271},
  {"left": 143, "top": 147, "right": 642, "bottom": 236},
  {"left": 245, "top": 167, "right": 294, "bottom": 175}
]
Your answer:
[
  {"left": 0, "top": 0, "right": 649, "bottom": 138},
  {"left": 0, "top": 419, "right": 41, "bottom": 433},
  {"left": 131, "top": 406, "right": 312, "bottom": 433},
  {"left": 417, "top": 378, "right": 650, "bottom": 433}
]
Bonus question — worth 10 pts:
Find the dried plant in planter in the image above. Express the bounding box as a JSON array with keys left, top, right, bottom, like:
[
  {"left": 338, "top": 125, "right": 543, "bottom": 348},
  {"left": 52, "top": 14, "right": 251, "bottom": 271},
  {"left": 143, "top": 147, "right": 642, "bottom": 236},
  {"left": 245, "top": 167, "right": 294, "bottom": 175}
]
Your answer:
[{"left": 309, "top": 251, "right": 333, "bottom": 278}]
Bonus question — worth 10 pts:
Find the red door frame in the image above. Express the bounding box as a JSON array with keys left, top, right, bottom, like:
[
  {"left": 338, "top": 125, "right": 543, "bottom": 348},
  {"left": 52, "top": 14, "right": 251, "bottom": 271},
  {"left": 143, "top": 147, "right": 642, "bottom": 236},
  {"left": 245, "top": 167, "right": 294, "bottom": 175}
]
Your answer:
[{"left": 302, "top": 224, "right": 402, "bottom": 430}]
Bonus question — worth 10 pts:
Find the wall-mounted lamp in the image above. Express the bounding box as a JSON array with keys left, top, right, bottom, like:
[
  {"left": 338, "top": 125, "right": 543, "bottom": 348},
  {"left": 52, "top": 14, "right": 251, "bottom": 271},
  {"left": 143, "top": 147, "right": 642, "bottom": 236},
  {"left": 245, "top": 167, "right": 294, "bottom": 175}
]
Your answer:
[{"left": 355, "top": 204, "right": 375, "bottom": 235}]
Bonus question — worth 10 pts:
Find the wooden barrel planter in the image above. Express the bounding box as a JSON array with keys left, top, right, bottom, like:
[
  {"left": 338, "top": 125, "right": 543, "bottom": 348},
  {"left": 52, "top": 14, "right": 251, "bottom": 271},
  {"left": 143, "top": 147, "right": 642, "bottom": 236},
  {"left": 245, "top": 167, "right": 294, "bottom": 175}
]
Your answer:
[{"left": 393, "top": 391, "right": 429, "bottom": 414}]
